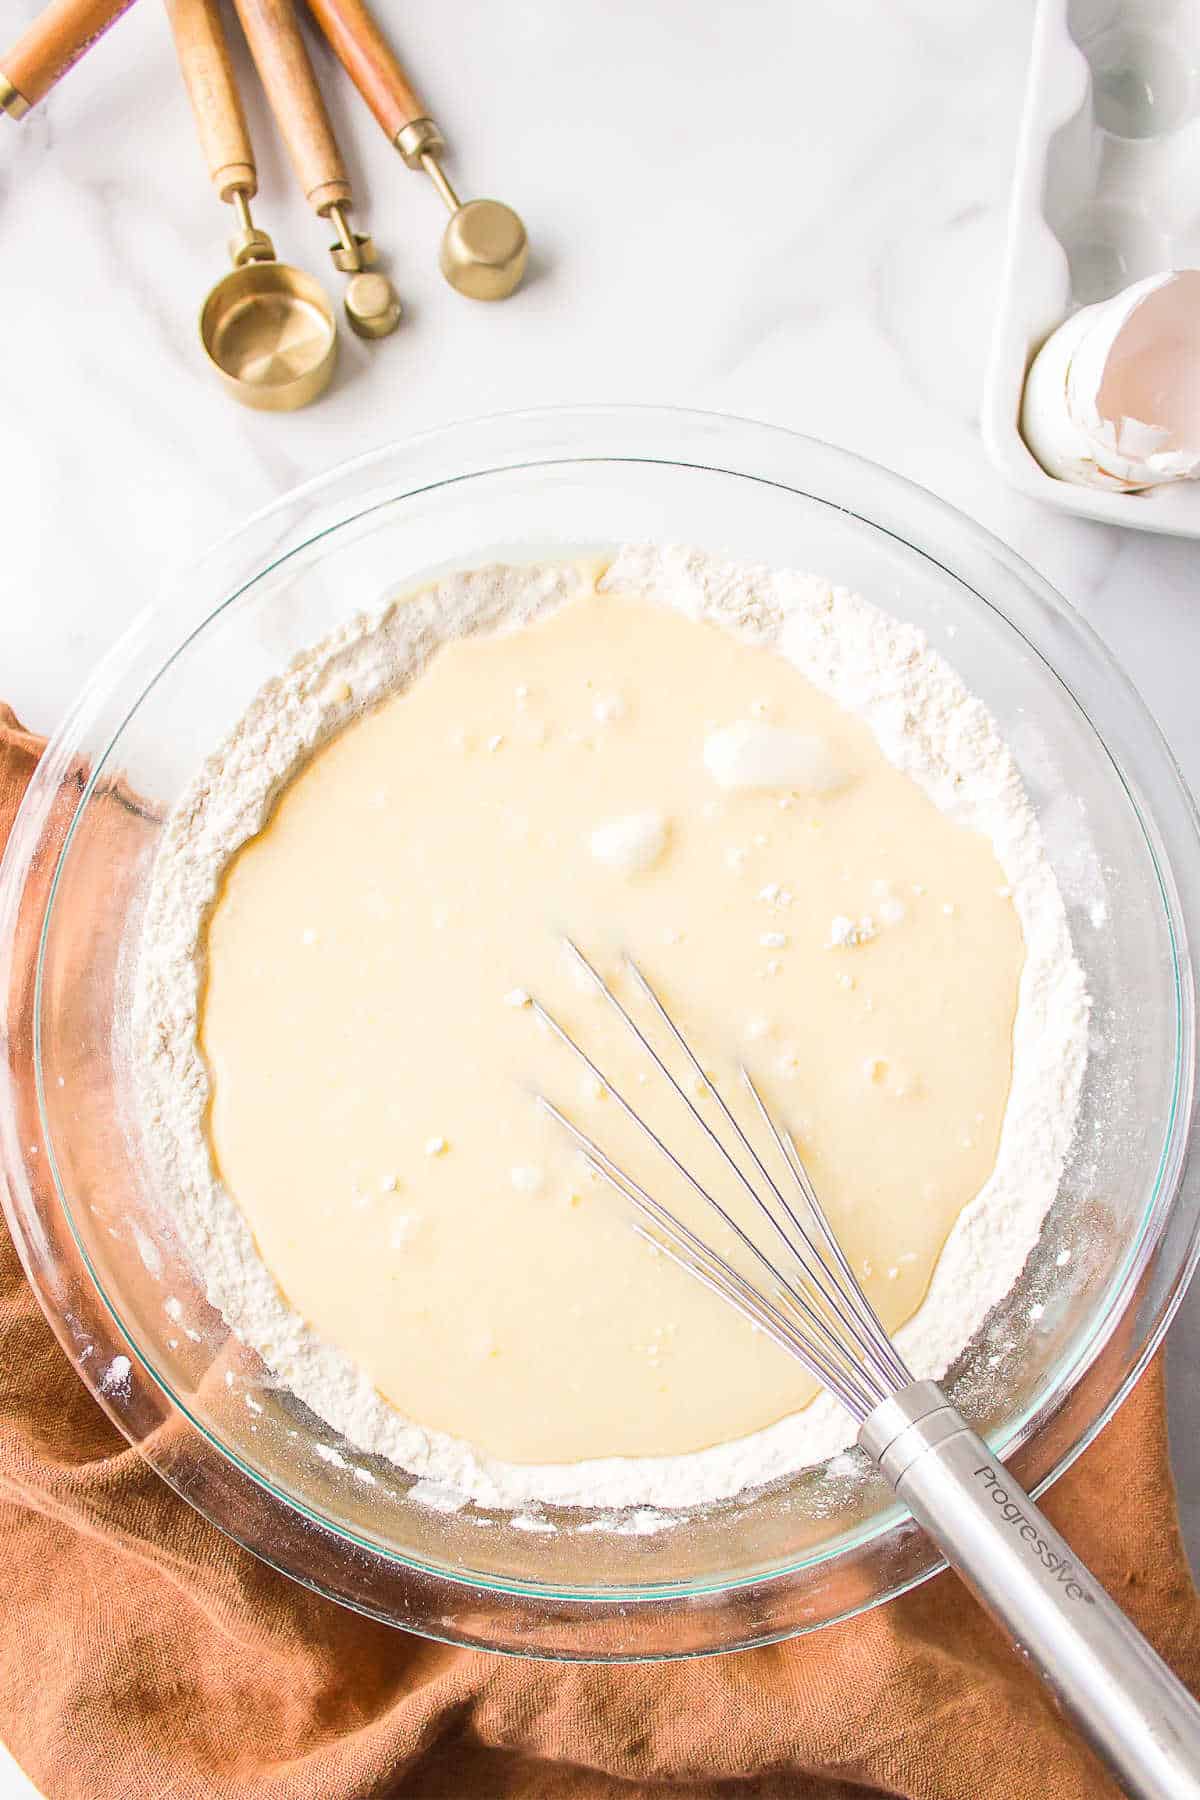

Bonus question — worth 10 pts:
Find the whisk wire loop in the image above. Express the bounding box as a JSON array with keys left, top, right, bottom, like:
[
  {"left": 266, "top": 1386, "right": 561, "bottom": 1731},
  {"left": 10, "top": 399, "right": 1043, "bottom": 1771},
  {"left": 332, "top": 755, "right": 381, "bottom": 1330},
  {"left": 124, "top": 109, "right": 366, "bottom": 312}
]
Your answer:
[
  {"left": 562, "top": 944, "right": 902, "bottom": 1392},
  {"left": 537, "top": 1094, "right": 876, "bottom": 1413},
  {"left": 532, "top": 943, "right": 912, "bottom": 1421},
  {"left": 621, "top": 953, "right": 899, "bottom": 1365},
  {"left": 530, "top": 1001, "right": 872, "bottom": 1403},
  {"left": 749, "top": 1079, "right": 912, "bottom": 1392}
]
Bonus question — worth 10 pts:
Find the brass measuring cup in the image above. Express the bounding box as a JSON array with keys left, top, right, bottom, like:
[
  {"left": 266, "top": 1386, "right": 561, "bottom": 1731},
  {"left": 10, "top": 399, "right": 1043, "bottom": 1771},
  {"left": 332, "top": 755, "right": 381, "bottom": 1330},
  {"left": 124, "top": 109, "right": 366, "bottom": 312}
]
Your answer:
[
  {"left": 165, "top": 0, "right": 337, "bottom": 409},
  {"left": 232, "top": 0, "right": 400, "bottom": 339},
  {"left": 306, "top": 0, "right": 528, "bottom": 301}
]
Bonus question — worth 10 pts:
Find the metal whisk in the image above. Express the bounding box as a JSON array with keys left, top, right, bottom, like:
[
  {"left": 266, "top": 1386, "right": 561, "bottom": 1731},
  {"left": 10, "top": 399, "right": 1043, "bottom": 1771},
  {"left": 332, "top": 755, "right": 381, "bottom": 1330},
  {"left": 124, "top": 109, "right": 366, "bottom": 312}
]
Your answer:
[{"left": 532, "top": 940, "right": 1200, "bottom": 1800}]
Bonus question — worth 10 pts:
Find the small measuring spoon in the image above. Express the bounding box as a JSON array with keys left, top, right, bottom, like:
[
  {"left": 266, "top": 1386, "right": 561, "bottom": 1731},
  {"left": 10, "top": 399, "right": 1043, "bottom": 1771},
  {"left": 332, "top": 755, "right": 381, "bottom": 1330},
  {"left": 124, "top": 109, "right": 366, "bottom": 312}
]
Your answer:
[
  {"left": 306, "top": 0, "right": 528, "bottom": 301},
  {"left": 232, "top": 0, "right": 400, "bottom": 339},
  {"left": 0, "top": 0, "right": 139, "bottom": 119},
  {"left": 165, "top": 0, "right": 337, "bottom": 409}
]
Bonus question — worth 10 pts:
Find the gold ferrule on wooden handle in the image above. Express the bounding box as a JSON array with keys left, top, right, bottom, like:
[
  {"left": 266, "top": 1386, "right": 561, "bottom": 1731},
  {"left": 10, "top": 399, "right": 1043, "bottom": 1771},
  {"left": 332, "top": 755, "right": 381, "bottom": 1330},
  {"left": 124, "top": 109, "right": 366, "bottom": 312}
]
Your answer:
[
  {"left": 164, "top": 0, "right": 257, "bottom": 203},
  {"left": 0, "top": 72, "right": 30, "bottom": 116},
  {"left": 233, "top": 0, "right": 350, "bottom": 216},
  {"left": 394, "top": 115, "right": 449, "bottom": 176},
  {"left": 0, "top": 0, "right": 138, "bottom": 114}
]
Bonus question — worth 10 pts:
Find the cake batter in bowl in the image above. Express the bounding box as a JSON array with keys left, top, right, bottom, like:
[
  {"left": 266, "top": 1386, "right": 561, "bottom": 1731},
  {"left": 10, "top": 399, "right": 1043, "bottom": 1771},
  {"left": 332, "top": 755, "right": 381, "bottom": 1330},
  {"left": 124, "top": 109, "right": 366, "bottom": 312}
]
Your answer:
[{"left": 1, "top": 406, "right": 1198, "bottom": 1658}]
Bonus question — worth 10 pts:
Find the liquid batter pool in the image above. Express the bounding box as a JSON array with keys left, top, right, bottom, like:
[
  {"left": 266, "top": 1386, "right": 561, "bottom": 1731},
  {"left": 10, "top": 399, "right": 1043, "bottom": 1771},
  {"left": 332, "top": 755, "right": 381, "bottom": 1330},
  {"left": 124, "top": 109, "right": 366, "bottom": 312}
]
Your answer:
[{"left": 198, "top": 582, "right": 1024, "bottom": 1467}]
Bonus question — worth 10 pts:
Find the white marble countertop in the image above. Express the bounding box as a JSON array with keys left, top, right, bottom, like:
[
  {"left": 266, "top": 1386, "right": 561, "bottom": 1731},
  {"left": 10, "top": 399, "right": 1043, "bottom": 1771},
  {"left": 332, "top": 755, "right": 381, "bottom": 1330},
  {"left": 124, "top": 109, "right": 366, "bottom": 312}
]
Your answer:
[{"left": 1, "top": 0, "right": 1197, "bottom": 1789}]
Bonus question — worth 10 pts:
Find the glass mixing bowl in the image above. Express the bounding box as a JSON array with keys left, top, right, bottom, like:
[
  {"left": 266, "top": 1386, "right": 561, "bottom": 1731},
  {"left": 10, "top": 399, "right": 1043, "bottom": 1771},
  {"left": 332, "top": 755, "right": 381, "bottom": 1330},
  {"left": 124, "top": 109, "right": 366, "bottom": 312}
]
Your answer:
[{"left": 2, "top": 406, "right": 1199, "bottom": 1660}]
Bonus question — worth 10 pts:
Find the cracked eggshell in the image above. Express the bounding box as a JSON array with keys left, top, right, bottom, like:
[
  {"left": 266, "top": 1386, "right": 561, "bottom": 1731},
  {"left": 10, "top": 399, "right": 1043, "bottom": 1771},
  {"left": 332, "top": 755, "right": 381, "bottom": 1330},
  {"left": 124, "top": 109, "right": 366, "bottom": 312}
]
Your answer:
[{"left": 1021, "top": 271, "right": 1200, "bottom": 492}]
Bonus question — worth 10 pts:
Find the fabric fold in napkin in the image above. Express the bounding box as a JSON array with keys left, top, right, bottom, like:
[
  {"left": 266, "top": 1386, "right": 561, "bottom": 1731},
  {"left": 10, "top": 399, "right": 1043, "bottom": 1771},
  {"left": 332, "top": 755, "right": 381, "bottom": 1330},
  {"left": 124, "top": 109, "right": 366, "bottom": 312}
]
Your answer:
[{"left": 1, "top": 701, "right": 1198, "bottom": 1800}]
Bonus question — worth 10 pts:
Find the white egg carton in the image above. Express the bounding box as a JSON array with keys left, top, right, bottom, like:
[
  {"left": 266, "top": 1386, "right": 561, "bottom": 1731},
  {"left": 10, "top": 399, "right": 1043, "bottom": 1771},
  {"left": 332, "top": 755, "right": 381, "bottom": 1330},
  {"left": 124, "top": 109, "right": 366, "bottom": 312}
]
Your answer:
[{"left": 982, "top": 0, "right": 1200, "bottom": 536}]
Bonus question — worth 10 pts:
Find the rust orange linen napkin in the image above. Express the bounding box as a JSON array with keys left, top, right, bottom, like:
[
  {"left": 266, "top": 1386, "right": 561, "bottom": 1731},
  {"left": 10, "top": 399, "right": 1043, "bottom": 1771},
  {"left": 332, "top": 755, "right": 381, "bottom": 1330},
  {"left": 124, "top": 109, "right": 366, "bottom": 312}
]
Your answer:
[{"left": 2, "top": 701, "right": 1199, "bottom": 1800}]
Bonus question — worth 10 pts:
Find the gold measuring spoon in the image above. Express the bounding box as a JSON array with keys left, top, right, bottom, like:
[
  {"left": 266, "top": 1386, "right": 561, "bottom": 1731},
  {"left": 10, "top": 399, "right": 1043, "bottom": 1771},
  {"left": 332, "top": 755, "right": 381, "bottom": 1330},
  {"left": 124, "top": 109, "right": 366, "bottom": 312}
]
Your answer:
[
  {"left": 232, "top": 0, "right": 400, "bottom": 339},
  {"left": 1, "top": 0, "right": 139, "bottom": 119},
  {"left": 165, "top": 0, "right": 337, "bottom": 409},
  {"left": 305, "top": 0, "right": 528, "bottom": 301}
]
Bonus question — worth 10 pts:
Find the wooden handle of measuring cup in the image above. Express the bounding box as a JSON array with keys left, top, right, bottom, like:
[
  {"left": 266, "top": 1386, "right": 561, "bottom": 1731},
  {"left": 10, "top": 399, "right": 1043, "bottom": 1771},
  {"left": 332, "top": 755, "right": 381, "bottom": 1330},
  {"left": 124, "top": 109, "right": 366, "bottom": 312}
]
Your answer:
[
  {"left": 0, "top": 0, "right": 139, "bottom": 114},
  {"left": 233, "top": 0, "right": 349, "bottom": 215},
  {"left": 304, "top": 0, "right": 426, "bottom": 141},
  {"left": 164, "top": 0, "right": 256, "bottom": 202}
]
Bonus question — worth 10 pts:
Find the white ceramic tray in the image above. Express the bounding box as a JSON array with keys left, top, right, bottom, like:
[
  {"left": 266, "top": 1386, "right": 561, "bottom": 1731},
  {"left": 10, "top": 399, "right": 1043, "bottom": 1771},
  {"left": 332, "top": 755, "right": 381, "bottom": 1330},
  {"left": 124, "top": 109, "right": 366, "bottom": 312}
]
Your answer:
[{"left": 983, "top": 0, "right": 1200, "bottom": 536}]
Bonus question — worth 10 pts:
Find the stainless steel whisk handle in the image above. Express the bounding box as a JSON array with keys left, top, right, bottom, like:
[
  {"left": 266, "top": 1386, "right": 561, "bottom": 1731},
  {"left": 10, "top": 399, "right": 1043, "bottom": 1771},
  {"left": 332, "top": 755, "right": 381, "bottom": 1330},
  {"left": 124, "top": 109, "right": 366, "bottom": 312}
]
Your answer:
[
  {"left": 861, "top": 1382, "right": 1200, "bottom": 1800},
  {"left": 539, "top": 949, "right": 1199, "bottom": 1791}
]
